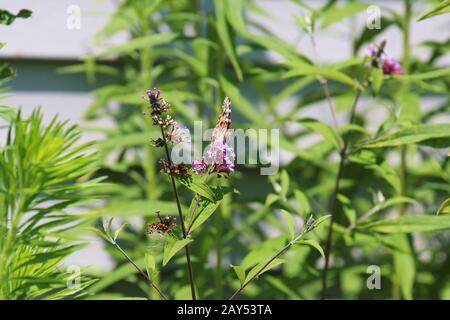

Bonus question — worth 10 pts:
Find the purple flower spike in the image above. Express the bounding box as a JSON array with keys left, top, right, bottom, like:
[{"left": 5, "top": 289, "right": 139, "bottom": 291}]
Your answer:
[
  {"left": 146, "top": 89, "right": 161, "bottom": 100},
  {"left": 214, "top": 158, "right": 234, "bottom": 174},
  {"left": 192, "top": 159, "right": 208, "bottom": 174},
  {"left": 382, "top": 57, "right": 404, "bottom": 75},
  {"left": 206, "top": 143, "right": 235, "bottom": 174}
]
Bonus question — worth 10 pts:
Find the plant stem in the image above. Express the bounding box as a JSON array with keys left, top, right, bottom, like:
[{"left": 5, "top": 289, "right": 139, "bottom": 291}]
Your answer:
[
  {"left": 392, "top": 0, "right": 412, "bottom": 300},
  {"left": 159, "top": 125, "right": 197, "bottom": 300},
  {"left": 215, "top": 178, "right": 230, "bottom": 299},
  {"left": 112, "top": 240, "right": 168, "bottom": 300},
  {"left": 229, "top": 230, "right": 308, "bottom": 300},
  {"left": 137, "top": 6, "right": 160, "bottom": 299},
  {"left": 399, "top": 0, "right": 411, "bottom": 218},
  {"left": 310, "top": 33, "right": 339, "bottom": 129},
  {"left": 320, "top": 43, "right": 384, "bottom": 298},
  {"left": 215, "top": 206, "right": 224, "bottom": 299},
  {"left": 320, "top": 89, "right": 362, "bottom": 300}
]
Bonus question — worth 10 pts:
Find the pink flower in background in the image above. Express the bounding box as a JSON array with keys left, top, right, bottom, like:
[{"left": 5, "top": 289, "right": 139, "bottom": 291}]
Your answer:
[
  {"left": 382, "top": 56, "right": 404, "bottom": 75},
  {"left": 364, "top": 43, "right": 404, "bottom": 76}
]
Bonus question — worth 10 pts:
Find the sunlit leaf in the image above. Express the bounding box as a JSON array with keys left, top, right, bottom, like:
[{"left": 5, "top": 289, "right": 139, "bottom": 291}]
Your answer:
[
  {"left": 357, "top": 215, "right": 450, "bottom": 233},
  {"left": 163, "top": 238, "right": 192, "bottom": 266}
]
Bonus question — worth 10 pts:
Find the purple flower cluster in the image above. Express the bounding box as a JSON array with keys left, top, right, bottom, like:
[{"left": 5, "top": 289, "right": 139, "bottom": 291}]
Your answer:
[
  {"left": 192, "top": 142, "right": 235, "bottom": 175},
  {"left": 364, "top": 44, "right": 404, "bottom": 75}
]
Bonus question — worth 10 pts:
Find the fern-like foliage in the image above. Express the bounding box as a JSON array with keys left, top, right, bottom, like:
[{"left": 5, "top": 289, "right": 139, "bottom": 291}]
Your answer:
[{"left": 0, "top": 110, "right": 100, "bottom": 299}]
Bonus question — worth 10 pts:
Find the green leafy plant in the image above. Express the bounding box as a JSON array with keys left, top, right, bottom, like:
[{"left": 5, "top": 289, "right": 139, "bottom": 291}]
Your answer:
[
  {"left": 97, "top": 89, "right": 330, "bottom": 300},
  {"left": 54, "top": 0, "right": 449, "bottom": 300},
  {"left": 0, "top": 110, "right": 102, "bottom": 299}
]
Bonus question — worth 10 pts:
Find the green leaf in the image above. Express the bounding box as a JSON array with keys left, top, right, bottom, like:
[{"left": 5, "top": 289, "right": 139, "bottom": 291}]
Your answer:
[
  {"left": 224, "top": 0, "right": 247, "bottom": 35},
  {"left": 178, "top": 176, "right": 217, "bottom": 202},
  {"left": 280, "top": 170, "right": 290, "bottom": 199},
  {"left": 294, "top": 117, "right": 342, "bottom": 150},
  {"left": 219, "top": 75, "right": 265, "bottom": 125},
  {"left": 163, "top": 238, "right": 192, "bottom": 266},
  {"left": 244, "top": 258, "right": 285, "bottom": 284},
  {"left": 231, "top": 265, "right": 246, "bottom": 286},
  {"left": 358, "top": 124, "right": 450, "bottom": 149},
  {"left": 0, "top": 9, "right": 32, "bottom": 25},
  {"left": 0, "top": 106, "right": 17, "bottom": 122},
  {"left": 85, "top": 200, "right": 183, "bottom": 218},
  {"left": 189, "top": 200, "right": 221, "bottom": 233},
  {"left": 418, "top": 0, "right": 450, "bottom": 21},
  {"left": 370, "top": 67, "right": 384, "bottom": 94},
  {"left": 214, "top": 0, "right": 243, "bottom": 81},
  {"left": 350, "top": 150, "right": 401, "bottom": 193},
  {"left": 437, "top": 198, "right": 450, "bottom": 215},
  {"left": 113, "top": 223, "right": 130, "bottom": 241},
  {"left": 360, "top": 197, "right": 418, "bottom": 221},
  {"left": 89, "top": 258, "right": 145, "bottom": 293},
  {"left": 295, "top": 239, "right": 325, "bottom": 258},
  {"left": 102, "top": 217, "right": 113, "bottom": 240},
  {"left": 358, "top": 215, "right": 450, "bottom": 233},
  {"left": 294, "top": 190, "right": 311, "bottom": 216},
  {"left": 392, "top": 234, "right": 415, "bottom": 300},
  {"left": 145, "top": 253, "right": 156, "bottom": 274},
  {"left": 407, "top": 67, "right": 450, "bottom": 80},
  {"left": 284, "top": 64, "right": 359, "bottom": 88},
  {"left": 93, "top": 33, "right": 178, "bottom": 58},
  {"left": 241, "top": 237, "right": 285, "bottom": 270},
  {"left": 337, "top": 194, "right": 357, "bottom": 225},
  {"left": 320, "top": 3, "right": 367, "bottom": 29},
  {"left": 307, "top": 215, "right": 332, "bottom": 231},
  {"left": 281, "top": 210, "right": 296, "bottom": 240}
]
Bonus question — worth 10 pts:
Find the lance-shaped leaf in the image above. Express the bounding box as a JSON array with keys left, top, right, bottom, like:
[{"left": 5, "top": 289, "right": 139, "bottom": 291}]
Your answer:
[
  {"left": 295, "top": 239, "right": 325, "bottom": 258},
  {"left": 418, "top": 0, "right": 450, "bottom": 21},
  {"left": 320, "top": 3, "right": 367, "bottom": 29},
  {"left": 357, "top": 215, "right": 450, "bottom": 233},
  {"left": 244, "top": 259, "right": 285, "bottom": 284},
  {"left": 357, "top": 124, "right": 450, "bottom": 149},
  {"left": 163, "top": 238, "right": 193, "bottom": 266},
  {"left": 231, "top": 265, "right": 246, "bottom": 286},
  {"left": 189, "top": 200, "right": 222, "bottom": 233},
  {"left": 214, "top": 0, "right": 243, "bottom": 81},
  {"left": 437, "top": 198, "right": 450, "bottom": 215}
]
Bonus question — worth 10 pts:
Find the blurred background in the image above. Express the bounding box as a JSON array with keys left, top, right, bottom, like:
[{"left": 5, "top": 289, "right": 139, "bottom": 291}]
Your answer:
[{"left": 0, "top": 0, "right": 449, "bottom": 299}]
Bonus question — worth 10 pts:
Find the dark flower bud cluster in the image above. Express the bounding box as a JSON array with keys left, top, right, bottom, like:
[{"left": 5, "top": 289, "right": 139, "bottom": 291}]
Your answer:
[
  {"left": 159, "top": 159, "right": 191, "bottom": 176},
  {"left": 151, "top": 137, "right": 165, "bottom": 148},
  {"left": 144, "top": 89, "right": 176, "bottom": 128},
  {"left": 146, "top": 88, "right": 192, "bottom": 177}
]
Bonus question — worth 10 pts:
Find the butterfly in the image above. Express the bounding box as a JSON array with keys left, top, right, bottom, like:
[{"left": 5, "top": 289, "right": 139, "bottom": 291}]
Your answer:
[
  {"left": 147, "top": 211, "right": 177, "bottom": 235},
  {"left": 211, "top": 97, "right": 232, "bottom": 146}
]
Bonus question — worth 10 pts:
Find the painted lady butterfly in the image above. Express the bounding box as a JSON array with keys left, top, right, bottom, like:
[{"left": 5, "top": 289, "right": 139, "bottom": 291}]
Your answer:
[
  {"left": 211, "top": 97, "right": 232, "bottom": 146},
  {"left": 147, "top": 211, "right": 177, "bottom": 234}
]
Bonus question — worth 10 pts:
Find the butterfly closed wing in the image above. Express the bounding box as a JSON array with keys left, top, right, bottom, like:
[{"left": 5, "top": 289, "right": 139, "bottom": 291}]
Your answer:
[{"left": 211, "top": 97, "right": 232, "bottom": 146}]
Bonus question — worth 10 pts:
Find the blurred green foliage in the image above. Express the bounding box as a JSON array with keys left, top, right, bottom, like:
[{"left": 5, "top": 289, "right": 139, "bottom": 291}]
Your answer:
[{"left": 1, "top": 0, "right": 449, "bottom": 300}]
